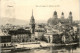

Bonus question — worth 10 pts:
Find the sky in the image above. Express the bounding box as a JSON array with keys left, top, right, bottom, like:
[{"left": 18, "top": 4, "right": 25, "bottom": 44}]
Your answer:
[{"left": 0, "top": 0, "right": 80, "bottom": 23}]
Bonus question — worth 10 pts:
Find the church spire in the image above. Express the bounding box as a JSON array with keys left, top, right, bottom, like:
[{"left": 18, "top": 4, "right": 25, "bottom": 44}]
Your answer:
[
  {"left": 32, "top": 9, "right": 33, "bottom": 16},
  {"left": 31, "top": 9, "right": 34, "bottom": 19},
  {"left": 30, "top": 9, "right": 35, "bottom": 24},
  {"left": 30, "top": 9, "right": 35, "bottom": 34}
]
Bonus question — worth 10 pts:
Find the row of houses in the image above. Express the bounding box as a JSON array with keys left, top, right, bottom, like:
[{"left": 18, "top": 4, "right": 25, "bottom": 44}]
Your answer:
[
  {"left": 0, "top": 24, "right": 45, "bottom": 47},
  {"left": 0, "top": 23, "right": 79, "bottom": 47}
]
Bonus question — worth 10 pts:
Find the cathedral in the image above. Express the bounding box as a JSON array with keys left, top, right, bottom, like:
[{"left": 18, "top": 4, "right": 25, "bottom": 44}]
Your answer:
[{"left": 48, "top": 11, "right": 73, "bottom": 26}]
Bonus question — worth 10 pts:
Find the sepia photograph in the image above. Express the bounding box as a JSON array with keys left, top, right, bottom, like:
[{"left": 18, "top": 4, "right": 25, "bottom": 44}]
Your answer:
[{"left": 0, "top": 0, "right": 80, "bottom": 53}]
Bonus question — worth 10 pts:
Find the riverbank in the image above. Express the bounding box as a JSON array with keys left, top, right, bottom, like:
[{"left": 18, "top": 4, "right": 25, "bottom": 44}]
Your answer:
[{"left": 1, "top": 41, "right": 79, "bottom": 52}]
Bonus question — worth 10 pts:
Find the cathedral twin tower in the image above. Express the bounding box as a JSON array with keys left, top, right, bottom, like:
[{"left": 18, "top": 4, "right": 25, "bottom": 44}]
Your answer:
[
  {"left": 53, "top": 11, "right": 73, "bottom": 21},
  {"left": 48, "top": 11, "right": 73, "bottom": 25}
]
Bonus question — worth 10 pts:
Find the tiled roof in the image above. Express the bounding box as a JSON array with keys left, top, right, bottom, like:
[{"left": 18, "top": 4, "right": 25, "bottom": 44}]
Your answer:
[
  {"left": 8, "top": 28, "right": 31, "bottom": 35},
  {"left": 0, "top": 29, "right": 8, "bottom": 36}
]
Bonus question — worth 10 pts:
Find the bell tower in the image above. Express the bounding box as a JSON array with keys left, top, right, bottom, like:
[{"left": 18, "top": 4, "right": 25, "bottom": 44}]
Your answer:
[
  {"left": 53, "top": 11, "right": 58, "bottom": 19},
  {"left": 61, "top": 12, "right": 64, "bottom": 19},
  {"left": 68, "top": 11, "right": 73, "bottom": 24},
  {"left": 29, "top": 10, "right": 35, "bottom": 34}
]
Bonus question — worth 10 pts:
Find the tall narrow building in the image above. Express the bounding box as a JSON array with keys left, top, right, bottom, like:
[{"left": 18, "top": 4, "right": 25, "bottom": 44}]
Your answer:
[
  {"left": 68, "top": 11, "right": 73, "bottom": 24},
  {"left": 61, "top": 12, "right": 64, "bottom": 19},
  {"left": 53, "top": 11, "right": 58, "bottom": 19},
  {"left": 53, "top": 11, "right": 59, "bottom": 25},
  {"left": 29, "top": 10, "right": 35, "bottom": 34}
]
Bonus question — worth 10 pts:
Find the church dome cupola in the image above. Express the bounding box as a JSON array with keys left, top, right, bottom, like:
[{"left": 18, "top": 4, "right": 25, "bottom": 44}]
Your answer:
[
  {"left": 53, "top": 11, "right": 58, "bottom": 19},
  {"left": 54, "top": 11, "right": 57, "bottom": 15},
  {"left": 62, "top": 12, "right": 64, "bottom": 15},
  {"left": 68, "top": 11, "right": 73, "bottom": 24},
  {"left": 61, "top": 12, "right": 64, "bottom": 19},
  {"left": 69, "top": 11, "right": 72, "bottom": 15}
]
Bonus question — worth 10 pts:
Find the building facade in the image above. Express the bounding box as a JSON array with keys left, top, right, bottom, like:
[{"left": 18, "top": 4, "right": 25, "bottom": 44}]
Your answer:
[
  {"left": 0, "top": 36, "right": 11, "bottom": 47},
  {"left": 0, "top": 29, "right": 11, "bottom": 47},
  {"left": 8, "top": 28, "right": 31, "bottom": 43},
  {"left": 35, "top": 27, "right": 45, "bottom": 40}
]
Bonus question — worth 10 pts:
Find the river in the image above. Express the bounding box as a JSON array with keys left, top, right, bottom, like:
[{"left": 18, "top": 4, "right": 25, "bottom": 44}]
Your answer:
[{"left": 1, "top": 45, "right": 80, "bottom": 53}]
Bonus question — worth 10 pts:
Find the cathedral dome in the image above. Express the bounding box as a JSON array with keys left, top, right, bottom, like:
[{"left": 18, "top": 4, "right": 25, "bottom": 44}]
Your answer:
[
  {"left": 48, "top": 11, "right": 59, "bottom": 25},
  {"left": 48, "top": 17, "right": 59, "bottom": 25}
]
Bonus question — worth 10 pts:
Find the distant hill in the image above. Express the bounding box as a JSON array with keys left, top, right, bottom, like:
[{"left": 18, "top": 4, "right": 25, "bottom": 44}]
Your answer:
[
  {"left": 0, "top": 18, "right": 29, "bottom": 26},
  {"left": 0, "top": 17, "right": 47, "bottom": 26}
]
